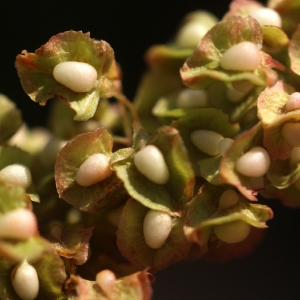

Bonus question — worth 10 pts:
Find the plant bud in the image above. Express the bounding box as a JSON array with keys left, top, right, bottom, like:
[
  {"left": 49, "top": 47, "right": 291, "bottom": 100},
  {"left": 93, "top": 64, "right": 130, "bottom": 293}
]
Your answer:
[
  {"left": 11, "top": 259, "right": 39, "bottom": 300},
  {"left": 190, "top": 130, "right": 223, "bottom": 156},
  {"left": 0, "top": 208, "right": 37, "bottom": 240},
  {"left": 76, "top": 153, "right": 112, "bottom": 187},
  {"left": 176, "top": 89, "right": 208, "bottom": 108},
  {"left": 218, "top": 189, "right": 239, "bottom": 209},
  {"left": 220, "top": 42, "right": 261, "bottom": 71},
  {"left": 214, "top": 220, "right": 251, "bottom": 244},
  {"left": 143, "top": 210, "right": 172, "bottom": 249},
  {"left": 134, "top": 145, "right": 170, "bottom": 185},
  {"left": 281, "top": 122, "right": 300, "bottom": 146},
  {"left": 250, "top": 8, "right": 282, "bottom": 27},
  {"left": 236, "top": 146, "right": 270, "bottom": 177},
  {"left": 286, "top": 92, "right": 300, "bottom": 112},
  {"left": 218, "top": 138, "right": 234, "bottom": 157},
  {"left": 0, "top": 164, "right": 31, "bottom": 188},
  {"left": 96, "top": 269, "right": 116, "bottom": 297},
  {"left": 53, "top": 61, "right": 97, "bottom": 93}
]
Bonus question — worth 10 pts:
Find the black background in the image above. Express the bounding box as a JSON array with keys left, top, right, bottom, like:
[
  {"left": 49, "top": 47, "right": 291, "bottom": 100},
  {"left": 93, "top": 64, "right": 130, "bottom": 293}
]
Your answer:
[{"left": 1, "top": 1, "right": 300, "bottom": 299}]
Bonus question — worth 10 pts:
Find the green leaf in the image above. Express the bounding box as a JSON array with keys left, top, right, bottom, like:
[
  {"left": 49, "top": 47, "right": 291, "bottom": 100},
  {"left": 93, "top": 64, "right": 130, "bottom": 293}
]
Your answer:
[
  {"left": 184, "top": 183, "right": 273, "bottom": 253},
  {"left": 117, "top": 198, "right": 191, "bottom": 272},
  {"left": 257, "top": 80, "right": 298, "bottom": 160},
  {"left": 55, "top": 128, "right": 122, "bottom": 213},
  {"left": 15, "top": 31, "right": 115, "bottom": 121},
  {"left": 0, "top": 94, "right": 22, "bottom": 144},
  {"left": 180, "top": 16, "right": 283, "bottom": 90},
  {"left": 111, "top": 126, "right": 195, "bottom": 215}
]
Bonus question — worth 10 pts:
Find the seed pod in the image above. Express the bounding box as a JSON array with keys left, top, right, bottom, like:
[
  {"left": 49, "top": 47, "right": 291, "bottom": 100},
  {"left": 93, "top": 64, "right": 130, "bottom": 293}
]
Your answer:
[
  {"left": 220, "top": 41, "right": 261, "bottom": 71},
  {"left": 0, "top": 208, "right": 37, "bottom": 240},
  {"left": 214, "top": 220, "right": 251, "bottom": 244},
  {"left": 250, "top": 8, "right": 282, "bottom": 27},
  {"left": 134, "top": 145, "right": 170, "bottom": 185},
  {"left": 11, "top": 259, "right": 39, "bottom": 300},
  {"left": 236, "top": 146, "right": 270, "bottom": 177},
  {"left": 0, "top": 164, "right": 31, "bottom": 188},
  {"left": 218, "top": 189, "right": 239, "bottom": 210},
  {"left": 281, "top": 122, "right": 300, "bottom": 146},
  {"left": 96, "top": 269, "right": 116, "bottom": 297},
  {"left": 176, "top": 89, "right": 208, "bottom": 108},
  {"left": 190, "top": 130, "right": 223, "bottom": 156},
  {"left": 53, "top": 61, "right": 98, "bottom": 93},
  {"left": 76, "top": 153, "right": 112, "bottom": 187},
  {"left": 143, "top": 210, "right": 172, "bottom": 249}
]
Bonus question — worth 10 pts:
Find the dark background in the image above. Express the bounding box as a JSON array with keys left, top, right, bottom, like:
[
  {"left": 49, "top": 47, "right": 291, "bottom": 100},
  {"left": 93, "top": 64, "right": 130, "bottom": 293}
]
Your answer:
[{"left": 1, "top": 1, "right": 300, "bottom": 299}]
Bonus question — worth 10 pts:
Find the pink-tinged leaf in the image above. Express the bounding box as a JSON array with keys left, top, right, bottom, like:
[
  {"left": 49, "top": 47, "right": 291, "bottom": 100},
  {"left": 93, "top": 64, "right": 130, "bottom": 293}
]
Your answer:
[
  {"left": 15, "top": 31, "right": 114, "bottom": 121},
  {"left": 257, "top": 80, "right": 300, "bottom": 160},
  {"left": 117, "top": 198, "right": 192, "bottom": 272},
  {"left": 65, "top": 270, "right": 153, "bottom": 300},
  {"left": 219, "top": 122, "right": 266, "bottom": 201},
  {"left": 55, "top": 128, "right": 122, "bottom": 213},
  {"left": 260, "top": 183, "right": 300, "bottom": 207},
  {"left": 184, "top": 183, "right": 273, "bottom": 253},
  {"left": 289, "top": 24, "right": 300, "bottom": 75},
  {"left": 180, "top": 16, "right": 279, "bottom": 90}
]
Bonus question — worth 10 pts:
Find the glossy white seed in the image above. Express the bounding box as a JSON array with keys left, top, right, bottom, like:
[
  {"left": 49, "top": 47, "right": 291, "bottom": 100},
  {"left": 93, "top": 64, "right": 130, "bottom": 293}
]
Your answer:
[
  {"left": 53, "top": 61, "right": 97, "bottom": 93},
  {"left": 250, "top": 8, "right": 282, "bottom": 27},
  {"left": 143, "top": 210, "right": 172, "bottom": 249},
  {"left": 76, "top": 153, "right": 112, "bottom": 187},
  {"left": 134, "top": 145, "right": 170, "bottom": 185},
  {"left": 214, "top": 220, "right": 251, "bottom": 244},
  {"left": 286, "top": 92, "right": 300, "bottom": 112},
  {"left": 218, "top": 138, "right": 234, "bottom": 157},
  {"left": 96, "top": 269, "right": 116, "bottom": 297},
  {"left": 218, "top": 189, "right": 239, "bottom": 209},
  {"left": 11, "top": 259, "right": 39, "bottom": 300},
  {"left": 0, "top": 208, "right": 37, "bottom": 240},
  {"left": 176, "top": 89, "right": 208, "bottom": 108},
  {"left": 220, "top": 42, "right": 262, "bottom": 71},
  {"left": 0, "top": 164, "right": 31, "bottom": 188},
  {"left": 281, "top": 122, "right": 300, "bottom": 146},
  {"left": 190, "top": 130, "right": 223, "bottom": 156},
  {"left": 236, "top": 146, "right": 270, "bottom": 177},
  {"left": 290, "top": 147, "right": 300, "bottom": 166}
]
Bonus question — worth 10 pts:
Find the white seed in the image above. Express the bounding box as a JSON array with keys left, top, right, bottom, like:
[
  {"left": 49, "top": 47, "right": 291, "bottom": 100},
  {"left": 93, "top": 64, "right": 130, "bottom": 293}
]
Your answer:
[
  {"left": 190, "top": 130, "right": 223, "bottom": 156},
  {"left": 281, "top": 122, "right": 300, "bottom": 146},
  {"left": 96, "top": 269, "right": 116, "bottom": 297},
  {"left": 214, "top": 220, "right": 251, "bottom": 244},
  {"left": 286, "top": 92, "right": 300, "bottom": 112},
  {"left": 134, "top": 145, "right": 170, "bottom": 185},
  {"left": 0, "top": 208, "right": 37, "bottom": 240},
  {"left": 143, "top": 210, "right": 172, "bottom": 249},
  {"left": 218, "top": 138, "right": 234, "bottom": 157},
  {"left": 53, "top": 61, "right": 97, "bottom": 93},
  {"left": 236, "top": 146, "right": 270, "bottom": 177},
  {"left": 290, "top": 147, "right": 300, "bottom": 166},
  {"left": 76, "top": 153, "right": 112, "bottom": 187},
  {"left": 220, "top": 42, "right": 262, "bottom": 71},
  {"left": 231, "top": 80, "right": 254, "bottom": 93},
  {"left": 11, "top": 259, "right": 39, "bottom": 300},
  {"left": 218, "top": 189, "right": 239, "bottom": 209},
  {"left": 176, "top": 89, "right": 208, "bottom": 108},
  {"left": 250, "top": 8, "right": 282, "bottom": 27},
  {"left": 0, "top": 164, "right": 31, "bottom": 188}
]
